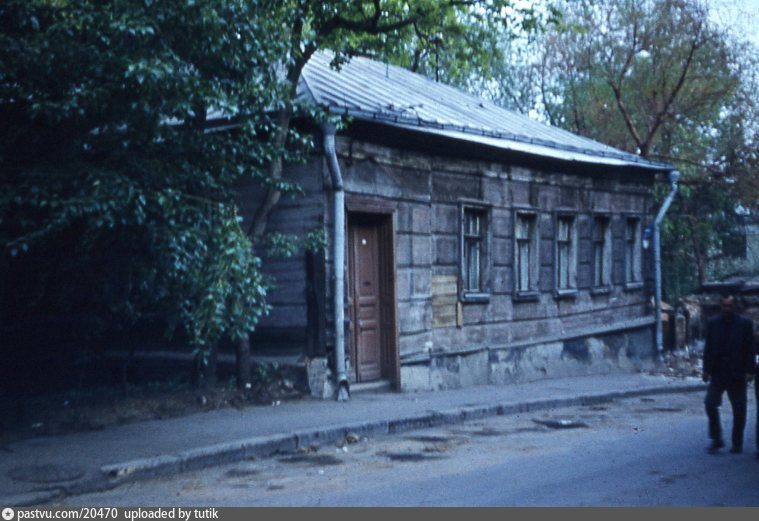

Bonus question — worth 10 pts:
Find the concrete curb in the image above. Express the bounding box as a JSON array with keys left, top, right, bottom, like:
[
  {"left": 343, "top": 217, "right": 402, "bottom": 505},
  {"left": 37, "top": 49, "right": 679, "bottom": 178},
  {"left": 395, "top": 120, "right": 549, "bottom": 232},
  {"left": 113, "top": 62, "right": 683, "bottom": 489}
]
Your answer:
[{"left": 4, "top": 381, "right": 705, "bottom": 506}]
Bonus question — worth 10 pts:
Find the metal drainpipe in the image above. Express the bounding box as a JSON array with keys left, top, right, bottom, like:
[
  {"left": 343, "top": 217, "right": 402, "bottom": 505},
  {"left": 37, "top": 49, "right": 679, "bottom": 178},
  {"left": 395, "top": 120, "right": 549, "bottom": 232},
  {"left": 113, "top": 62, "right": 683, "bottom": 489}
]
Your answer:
[
  {"left": 321, "top": 123, "right": 350, "bottom": 401},
  {"left": 654, "top": 169, "right": 680, "bottom": 359}
]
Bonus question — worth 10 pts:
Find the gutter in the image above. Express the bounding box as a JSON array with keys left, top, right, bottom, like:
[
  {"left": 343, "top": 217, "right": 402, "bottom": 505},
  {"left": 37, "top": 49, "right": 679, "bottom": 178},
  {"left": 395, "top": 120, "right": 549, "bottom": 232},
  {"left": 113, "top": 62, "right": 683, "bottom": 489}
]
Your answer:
[
  {"left": 654, "top": 170, "right": 680, "bottom": 358},
  {"left": 321, "top": 123, "right": 350, "bottom": 401}
]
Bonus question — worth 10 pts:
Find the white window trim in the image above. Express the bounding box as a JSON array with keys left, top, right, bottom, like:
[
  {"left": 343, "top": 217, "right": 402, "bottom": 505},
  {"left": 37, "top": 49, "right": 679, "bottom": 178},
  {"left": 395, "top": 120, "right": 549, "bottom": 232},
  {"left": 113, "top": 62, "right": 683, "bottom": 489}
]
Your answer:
[
  {"left": 591, "top": 214, "right": 612, "bottom": 295},
  {"left": 513, "top": 209, "right": 540, "bottom": 301},
  {"left": 459, "top": 201, "right": 491, "bottom": 302},
  {"left": 624, "top": 215, "right": 644, "bottom": 290},
  {"left": 554, "top": 212, "right": 578, "bottom": 298}
]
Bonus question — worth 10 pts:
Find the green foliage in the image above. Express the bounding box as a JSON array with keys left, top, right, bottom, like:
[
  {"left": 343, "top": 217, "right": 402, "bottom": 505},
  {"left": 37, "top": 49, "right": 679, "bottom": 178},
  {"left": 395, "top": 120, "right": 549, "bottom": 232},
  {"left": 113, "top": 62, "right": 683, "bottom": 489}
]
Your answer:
[
  {"left": 324, "top": 1, "right": 553, "bottom": 88},
  {"left": 0, "top": 0, "right": 551, "bottom": 359},
  {"left": 0, "top": 0, "right": 299, "bottom": 350},
  {"left": 266, "top": 229, "right": 328, "bottom": 259},
  {"left": 480, "top": 0, "right": 758, "bottom": 301}
]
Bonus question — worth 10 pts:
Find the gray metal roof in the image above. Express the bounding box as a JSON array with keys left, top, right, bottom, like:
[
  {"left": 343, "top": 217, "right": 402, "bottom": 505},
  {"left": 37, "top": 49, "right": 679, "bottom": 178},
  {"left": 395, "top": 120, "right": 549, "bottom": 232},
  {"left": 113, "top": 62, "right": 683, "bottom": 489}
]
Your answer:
[{"left": 299, "top": 52, "right": 671, "bottom": 171}]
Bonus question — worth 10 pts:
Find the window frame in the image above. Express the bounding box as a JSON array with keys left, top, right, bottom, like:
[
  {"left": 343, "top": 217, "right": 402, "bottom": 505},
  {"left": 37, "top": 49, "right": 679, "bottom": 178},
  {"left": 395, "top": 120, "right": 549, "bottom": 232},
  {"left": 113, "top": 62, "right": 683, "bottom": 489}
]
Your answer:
[
  {"left": 623, "top": 215, "right": 644, "bottom": 290},
  {"left": 591, "top": 213, "right": 612, "bottom": 295},
  {"left": 458, "top": 201, "right": 491, "bottom": 303},
  {"left": 554, "top": 212, "right": 578, "bottom": 299},
  {"left": 513, "top": 209, "right": 540, "bottom": 301}
]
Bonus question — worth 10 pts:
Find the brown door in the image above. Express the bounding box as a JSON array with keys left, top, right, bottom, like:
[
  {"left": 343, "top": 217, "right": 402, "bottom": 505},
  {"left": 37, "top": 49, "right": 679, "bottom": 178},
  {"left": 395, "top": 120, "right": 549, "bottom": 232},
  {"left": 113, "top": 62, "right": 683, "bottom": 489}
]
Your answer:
[{"left": 348, "top": 218, "right": 383, "bottom": 382}]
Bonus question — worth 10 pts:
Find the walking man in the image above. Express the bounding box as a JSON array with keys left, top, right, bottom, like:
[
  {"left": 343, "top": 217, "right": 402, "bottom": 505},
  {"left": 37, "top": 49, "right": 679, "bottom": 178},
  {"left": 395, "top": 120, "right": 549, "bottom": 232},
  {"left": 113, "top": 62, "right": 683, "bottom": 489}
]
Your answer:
[{"left": 703, "top": 294, "right": 756, "bottom": 454}]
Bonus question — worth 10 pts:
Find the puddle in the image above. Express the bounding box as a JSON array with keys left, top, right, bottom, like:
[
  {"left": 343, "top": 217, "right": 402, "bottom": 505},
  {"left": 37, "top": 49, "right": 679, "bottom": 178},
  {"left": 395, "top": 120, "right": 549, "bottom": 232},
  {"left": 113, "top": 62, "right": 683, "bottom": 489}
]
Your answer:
[
  {"left": 532, "top": 419, "right": 589, "bottom": 429},
  {"left": 634, "top": 407, "right": 684, "bottom": 413},
  {"left": 455, "top": 427, "right": 503, "bottom": 437},
  {"left": 226, "top": 468, "right": 260, "bottom": 478},
  {"left": 277, "top": 454, "right": 343, "bottom": 466},
  {"left": 422, "top": 445, "right": 450, "bottom": 453},
  {"left": 508, "top": 426, "right": 547, "bottom": 434},
  {"left": 406, "top": 435, "right": 455, "bottom": 443},
  {"left": 382, "top": 452, "right": 443, "bottom": 462}
]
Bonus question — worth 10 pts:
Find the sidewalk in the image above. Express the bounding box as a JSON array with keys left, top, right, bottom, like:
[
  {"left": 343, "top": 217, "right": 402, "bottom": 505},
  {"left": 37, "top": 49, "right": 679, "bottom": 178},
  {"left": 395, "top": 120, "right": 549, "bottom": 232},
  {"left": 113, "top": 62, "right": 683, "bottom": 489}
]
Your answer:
[{"left": 1, "top": 373, "right": 705, "bottom": 506}]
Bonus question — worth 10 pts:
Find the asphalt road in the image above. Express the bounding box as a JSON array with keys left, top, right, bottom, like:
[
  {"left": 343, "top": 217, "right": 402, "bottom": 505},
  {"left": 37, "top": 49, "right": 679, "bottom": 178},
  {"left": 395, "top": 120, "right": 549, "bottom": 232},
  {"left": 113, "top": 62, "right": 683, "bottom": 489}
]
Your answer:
[{"left": 56, "top": 392, "right": 759, "bottom": 506}]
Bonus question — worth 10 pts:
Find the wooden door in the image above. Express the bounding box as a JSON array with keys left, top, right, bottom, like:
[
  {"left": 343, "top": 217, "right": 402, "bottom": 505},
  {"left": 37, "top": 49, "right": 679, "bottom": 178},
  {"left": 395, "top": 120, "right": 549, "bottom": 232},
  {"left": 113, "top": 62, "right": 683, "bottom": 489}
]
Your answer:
[{"left": 348, "top": 219, "right": 383, "bottom": 382}]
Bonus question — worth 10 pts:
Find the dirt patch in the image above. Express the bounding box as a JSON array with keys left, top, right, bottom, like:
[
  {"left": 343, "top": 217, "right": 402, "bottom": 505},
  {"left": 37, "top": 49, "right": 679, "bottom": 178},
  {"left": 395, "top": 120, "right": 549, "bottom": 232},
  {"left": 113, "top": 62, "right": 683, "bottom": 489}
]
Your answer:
[
  {"left": 1, "top": 377, "right": 303, "bottom": 446},
  {"left": 648, "top": 349, "right": 703, "bottom": 378},
  {"left": 8, "top": 464, "right": 86, "bottom": 484}
]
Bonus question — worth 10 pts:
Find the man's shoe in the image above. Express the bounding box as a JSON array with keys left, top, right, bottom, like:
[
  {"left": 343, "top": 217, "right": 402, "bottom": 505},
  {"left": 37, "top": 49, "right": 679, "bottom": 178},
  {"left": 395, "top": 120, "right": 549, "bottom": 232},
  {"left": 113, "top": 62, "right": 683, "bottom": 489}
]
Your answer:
[
  {"left": 730, "top": 446, "right": 742, "bottom": 454},
  {"left": 707, "top": 440, "right": 725, "bottom": 454}
]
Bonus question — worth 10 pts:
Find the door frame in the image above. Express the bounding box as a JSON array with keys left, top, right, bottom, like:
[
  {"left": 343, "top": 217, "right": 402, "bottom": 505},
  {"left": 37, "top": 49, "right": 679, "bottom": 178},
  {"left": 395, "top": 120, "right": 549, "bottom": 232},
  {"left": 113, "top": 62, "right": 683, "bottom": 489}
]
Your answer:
[{"left": 346, "top": 195, "right": 400, "bottom": 390}]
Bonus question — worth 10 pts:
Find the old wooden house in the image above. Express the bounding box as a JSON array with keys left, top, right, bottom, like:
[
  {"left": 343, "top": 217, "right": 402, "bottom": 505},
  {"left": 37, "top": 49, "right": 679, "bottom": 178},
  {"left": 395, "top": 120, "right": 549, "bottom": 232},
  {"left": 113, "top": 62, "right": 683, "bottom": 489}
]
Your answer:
[{"left": 239, "top": 52, "right": 675, "bottom": 398}]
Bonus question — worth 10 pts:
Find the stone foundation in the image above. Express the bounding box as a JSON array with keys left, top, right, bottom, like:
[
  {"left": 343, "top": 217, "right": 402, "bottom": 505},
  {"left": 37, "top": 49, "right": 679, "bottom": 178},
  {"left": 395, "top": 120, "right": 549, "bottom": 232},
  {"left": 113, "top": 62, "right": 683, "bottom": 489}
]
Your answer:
[
  {"left": 399, "top": 324, "right": 654, "bottom": 391},
  {"left": 306, "top": 357, "right": 336, "bottom": 399}
]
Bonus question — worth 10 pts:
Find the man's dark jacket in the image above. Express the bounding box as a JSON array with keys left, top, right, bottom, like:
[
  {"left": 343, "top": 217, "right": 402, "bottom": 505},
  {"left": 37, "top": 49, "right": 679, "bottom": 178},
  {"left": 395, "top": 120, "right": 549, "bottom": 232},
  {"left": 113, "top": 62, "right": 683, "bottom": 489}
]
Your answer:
[{"left": 703, "top": 314, "right": 756, "bottom": 380}]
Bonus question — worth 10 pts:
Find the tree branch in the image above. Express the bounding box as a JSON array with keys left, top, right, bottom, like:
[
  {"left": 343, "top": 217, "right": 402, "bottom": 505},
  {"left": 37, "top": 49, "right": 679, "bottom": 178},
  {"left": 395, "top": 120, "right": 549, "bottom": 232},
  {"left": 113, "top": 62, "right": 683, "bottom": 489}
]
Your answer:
[
  {"left": 642, "top": 28, "right": 705, "bottom": 155},
  {"left": 317, "top": 0, "right": 476, "bottom": 39},
  {"left": 608, "top": 80, "right": 644, "bottom": 152}
]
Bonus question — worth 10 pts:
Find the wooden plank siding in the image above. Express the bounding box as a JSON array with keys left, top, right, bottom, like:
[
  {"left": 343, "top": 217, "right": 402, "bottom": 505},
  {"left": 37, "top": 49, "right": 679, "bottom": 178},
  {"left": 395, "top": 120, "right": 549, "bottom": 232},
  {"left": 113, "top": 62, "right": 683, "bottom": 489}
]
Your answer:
[
  {"left": 336, "top": 136, "right": 655, "bottom": 366},
  {"left": 236, "top": 155, "right": 327, "bottom": 353}
]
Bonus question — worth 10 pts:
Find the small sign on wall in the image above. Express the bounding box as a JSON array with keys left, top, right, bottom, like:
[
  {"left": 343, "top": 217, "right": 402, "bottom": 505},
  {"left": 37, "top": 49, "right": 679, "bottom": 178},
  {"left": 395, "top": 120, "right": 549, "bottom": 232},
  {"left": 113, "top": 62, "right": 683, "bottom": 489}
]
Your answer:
[{"left": 432, "top": 275, "right": 458, "bottom": 328}]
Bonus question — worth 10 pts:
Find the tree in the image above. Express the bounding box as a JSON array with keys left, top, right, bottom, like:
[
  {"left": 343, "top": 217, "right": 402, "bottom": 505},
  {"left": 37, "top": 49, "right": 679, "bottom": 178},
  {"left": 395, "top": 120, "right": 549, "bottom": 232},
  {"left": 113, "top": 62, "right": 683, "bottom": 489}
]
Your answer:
[
  {"left": 483, "top": 0, "right": 759, "bottom": 301},
  {"left": 239, "top": 0, "right": 547, "bottom": 384},
  {"left": 1, "top": 0, "right": 546, "bottom": 392},
  {"left": 247, "top": 0, "right": 545, "bottom": 241},
  {"left": 0, "top": 0, "right": 303, "bottom": 388}
]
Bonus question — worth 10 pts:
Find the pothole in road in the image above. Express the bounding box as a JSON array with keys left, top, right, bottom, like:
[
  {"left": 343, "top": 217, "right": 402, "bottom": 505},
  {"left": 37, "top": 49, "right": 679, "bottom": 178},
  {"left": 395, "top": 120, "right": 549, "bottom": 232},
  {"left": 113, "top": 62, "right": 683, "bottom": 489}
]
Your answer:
[
  {"left": 641, "top": 407, "right": 685, "bottom": 413},
  {"left": 405, "top": 435, "right": 455, "bottom": 443},
  {"left": 508, "top": 426, "right": 547, "bottom": 434},
  {"left": 277, "top": 454, "right": 344, "bottom": 466},
  {"left": 225, "top": 468, "right": 260, "bottom": 478},
  {"left": 449, "top": 427, "right": 504, "bottom": 437},
  {"left": 381, "top": 452, "right": 444, "bottom": 462}
]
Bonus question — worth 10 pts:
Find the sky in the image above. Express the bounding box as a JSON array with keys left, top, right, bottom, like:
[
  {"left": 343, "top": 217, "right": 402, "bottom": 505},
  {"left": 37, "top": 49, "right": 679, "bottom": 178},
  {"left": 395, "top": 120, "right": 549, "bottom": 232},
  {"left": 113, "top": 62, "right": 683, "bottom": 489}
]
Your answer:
[{"left": 709, "top": 0, "right": 759, "bottom": 47}]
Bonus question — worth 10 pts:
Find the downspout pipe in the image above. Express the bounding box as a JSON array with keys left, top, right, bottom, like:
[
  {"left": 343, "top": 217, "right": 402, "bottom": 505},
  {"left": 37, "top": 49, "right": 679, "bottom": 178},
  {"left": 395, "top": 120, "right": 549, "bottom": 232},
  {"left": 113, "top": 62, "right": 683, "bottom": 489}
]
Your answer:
[
  {"left": 321, "top": 123, "right": 350, "bottom": 401},
  {"left": 654, "top": 169, "right": 680, "bottom": 359}
]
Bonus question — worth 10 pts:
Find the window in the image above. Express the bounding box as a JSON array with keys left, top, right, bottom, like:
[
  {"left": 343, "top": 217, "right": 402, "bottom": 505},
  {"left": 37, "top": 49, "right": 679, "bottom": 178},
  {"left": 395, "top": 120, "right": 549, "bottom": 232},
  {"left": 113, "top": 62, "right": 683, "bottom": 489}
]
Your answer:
[
  {"left": 556, "top": 216, "right": 576, "bottom": 292},
  {"left": 460, "top": 205, "right": 490, "bottom": 300},
  {"left": 514, "top": 212, "right": 538, "bottom": 296},
  {"left": 592, "top": 216, "right": 611, "bottom": 288},
  {"left": 625, "top": 217, "right": 642, "bottom": 285}
]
